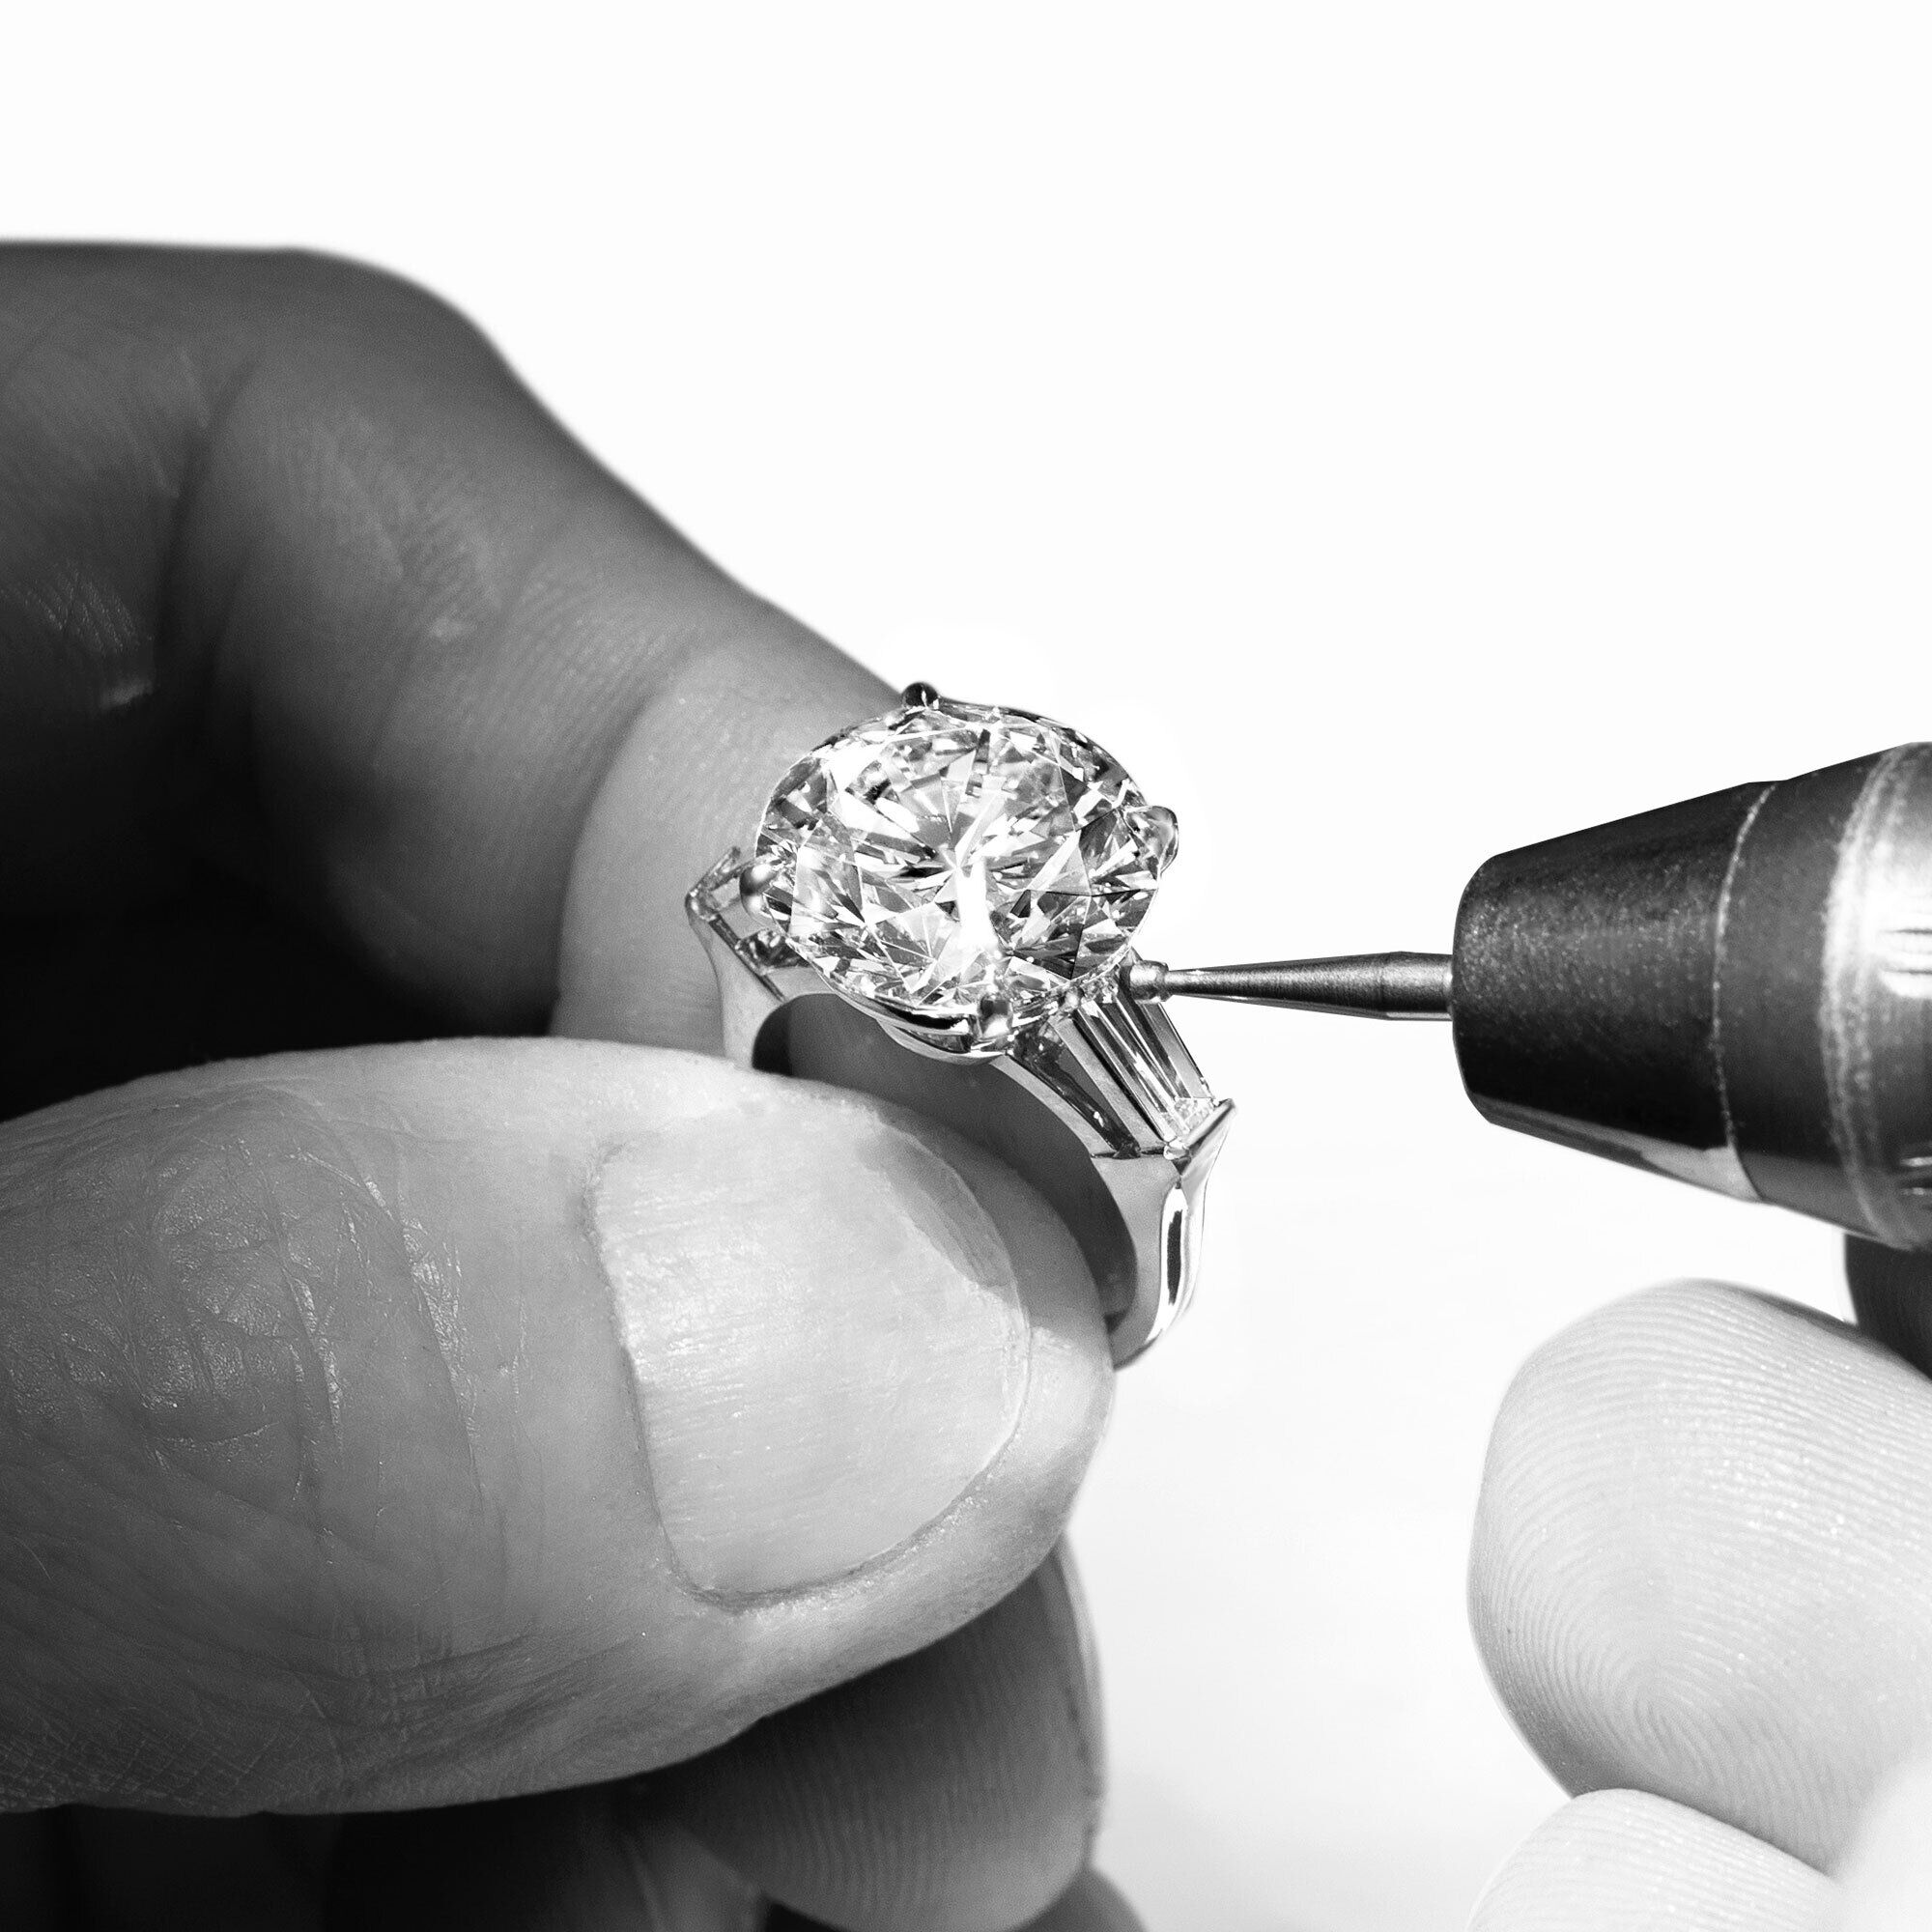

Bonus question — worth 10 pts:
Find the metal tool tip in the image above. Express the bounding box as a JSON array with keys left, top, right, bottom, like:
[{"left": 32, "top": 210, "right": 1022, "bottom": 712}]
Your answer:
[{"left": 1126, "top": 952, "right": 1453, "bottom": 1020}]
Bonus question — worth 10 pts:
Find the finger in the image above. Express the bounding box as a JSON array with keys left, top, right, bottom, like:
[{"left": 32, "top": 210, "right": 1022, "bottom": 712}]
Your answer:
[
  {"left": 1466, "top": 1790, "right": 1831, "bottom": 1932},
  {"left": 1832, "top": 1750, "right": 1932, "bottom": 1931},
  {"left": 329, "top": 1547, "right": 1105, "bottom": 1932},
  {"left": 0, "top": 245, "right": 887, "bottom": 1042},
  {"left": 1469, "top": 1281, "right": 1932, "bottom": 1869},
  {"left": 0, "top": 1040, "right": 1108, "bottom": 1812},
  {"left": 662, "top": 1542, "right": 1101, "bottom": 1932}
]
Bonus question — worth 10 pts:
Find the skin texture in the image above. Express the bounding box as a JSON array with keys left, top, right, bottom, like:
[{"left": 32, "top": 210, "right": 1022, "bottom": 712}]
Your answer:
[
  {"left": 1468, "top": 1283, "right": 1932, "bottom": 1870},
  {"left": 1466, "top": 1790, "right": 1830, "bottom": 1931},
  {"left": 331, "top": 1543, "right": 1106, "bottom": 1932},
  {"left": 1471, "top": 1282, "right": 1932, "bottom": 1870},
  {"left": 1469, "top": 1264, "right": 1932, "bottom": 1925},
  {"left": 0, "top": 1042, "right": 1106, "bottom": 1813},
  {"left": 594, "top": 1089, "right": 1036, "bottom": 1596},
  {"left": 0, "top": 246, "right": 1126, "bottom": 1928}
]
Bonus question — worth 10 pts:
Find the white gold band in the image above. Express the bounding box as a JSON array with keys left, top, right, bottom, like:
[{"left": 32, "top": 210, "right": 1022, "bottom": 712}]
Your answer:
[{"left": 688, "top": 851, "right": 1233, "bottom": 1364}]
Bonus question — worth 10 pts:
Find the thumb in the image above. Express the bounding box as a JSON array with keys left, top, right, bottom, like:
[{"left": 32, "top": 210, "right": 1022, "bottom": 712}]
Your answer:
[{"left": 0, "top": 1038, "right": 1108, "bottom": 1812}]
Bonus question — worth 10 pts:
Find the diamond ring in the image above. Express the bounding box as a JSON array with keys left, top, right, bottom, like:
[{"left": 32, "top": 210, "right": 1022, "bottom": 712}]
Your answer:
[{"left": 687, "top": 682, "right": 1234, "bottom": 1365}]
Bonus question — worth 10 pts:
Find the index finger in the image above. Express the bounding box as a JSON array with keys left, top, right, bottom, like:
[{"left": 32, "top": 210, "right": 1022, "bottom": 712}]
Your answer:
[{"left": 0, "top": 244, "right": 888, "bottom": 1045}]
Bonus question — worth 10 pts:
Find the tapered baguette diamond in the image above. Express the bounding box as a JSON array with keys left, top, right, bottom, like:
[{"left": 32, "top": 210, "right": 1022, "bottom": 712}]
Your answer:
[{"left": 755, "top": 695, "right": 1178, "bottom": 1032}]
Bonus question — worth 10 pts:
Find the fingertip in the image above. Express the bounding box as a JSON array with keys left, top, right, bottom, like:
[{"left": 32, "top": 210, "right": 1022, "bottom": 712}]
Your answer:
[
  {"left": 591, "top": 1073, "right": 1108, "bottom": 1602},
  {"left": 1470, "top": 1280, "right": 1932, "bottom": 1867},
  {"left": 1468, "top": 1791, "right": 1831, "bottom": 1931},
  {"left": 664, "top": 1544, "right": 1103, "bottom": 1932},
  {"left": 918, "top": 1099, "right": 1116, "bottom": 1482}
]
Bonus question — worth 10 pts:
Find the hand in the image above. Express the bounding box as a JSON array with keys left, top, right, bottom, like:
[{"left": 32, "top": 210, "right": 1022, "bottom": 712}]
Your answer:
[
  {"left": 0, "top": 246, "right": 1138, "bottom": 1931},
  {"left": 1465, "top": 1243, "right": 1932, "bottom": 1928}
]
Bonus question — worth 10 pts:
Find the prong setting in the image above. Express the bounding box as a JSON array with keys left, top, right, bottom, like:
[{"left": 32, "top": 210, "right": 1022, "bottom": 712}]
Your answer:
[
  {"left": 1142, "top": 805, "right": 1180, "bottom": 871},
  {"left": 973, "top": 994, "right": 1013, "bottom": 1052},
  {"left": 898, "top": 679, "right": 942, "bottom": 708},
  {"left": 738, "top": 856, "right": 778, "bottom": 921}
]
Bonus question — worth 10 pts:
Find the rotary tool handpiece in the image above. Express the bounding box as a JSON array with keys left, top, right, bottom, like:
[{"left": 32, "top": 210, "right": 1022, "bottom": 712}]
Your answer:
[{"left": 1133, "top": 744, "right": 1932, "bottom": 1252}]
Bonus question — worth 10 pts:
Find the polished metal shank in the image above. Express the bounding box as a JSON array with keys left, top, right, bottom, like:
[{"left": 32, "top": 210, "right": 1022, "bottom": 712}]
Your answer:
[{"left": 688, "top": 851, "right": 1233, "bottom": 1365}]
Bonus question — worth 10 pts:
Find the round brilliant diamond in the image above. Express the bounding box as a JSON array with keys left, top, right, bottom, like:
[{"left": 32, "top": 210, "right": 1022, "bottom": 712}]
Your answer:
[{"left": 754, "top": 696, "right": 1177, "bottom": 1032}]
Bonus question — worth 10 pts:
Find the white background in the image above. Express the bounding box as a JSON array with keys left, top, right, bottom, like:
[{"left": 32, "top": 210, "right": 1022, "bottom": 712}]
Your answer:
[{"left": 7, "top": 7, "right": 1931, "bottom": 1927}]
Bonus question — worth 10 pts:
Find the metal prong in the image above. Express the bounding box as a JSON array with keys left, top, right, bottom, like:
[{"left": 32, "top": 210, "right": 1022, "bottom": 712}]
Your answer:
[
  {"left": 973, "top": 993, "right": 1013, "bottom": 1050},
  {"left": 1141, "top": 804, "right": 1180, "bottom": 870},
  {"left": 899, "top": 679, "right": 942, "bottom": 708},
  {"left": 1127, "top": 952, "right": 1454, "bottom": 1020},
  {"left": 739, "top": 857, "right": 778, "bottom": 921}
]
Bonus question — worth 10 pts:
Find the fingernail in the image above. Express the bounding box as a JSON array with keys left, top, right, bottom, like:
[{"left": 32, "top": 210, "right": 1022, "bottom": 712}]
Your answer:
[{"left": 591, "top": 1085, "right": 1031, "bottom": 1595}]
